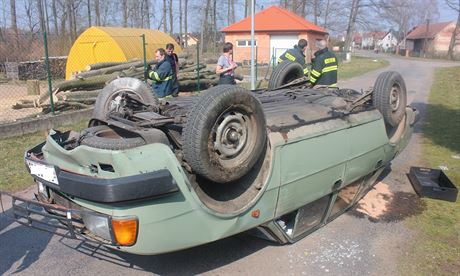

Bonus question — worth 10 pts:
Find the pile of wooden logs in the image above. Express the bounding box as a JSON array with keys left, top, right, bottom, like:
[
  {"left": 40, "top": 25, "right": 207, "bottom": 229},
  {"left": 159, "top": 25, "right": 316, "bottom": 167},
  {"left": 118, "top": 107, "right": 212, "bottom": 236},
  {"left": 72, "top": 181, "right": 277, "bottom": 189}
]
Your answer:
[
  {"left": 18, "top": 57, "right": 66, "bottom": 80},
  {"left": 12, "top": 55, "right": 244, "bottom": 114}
]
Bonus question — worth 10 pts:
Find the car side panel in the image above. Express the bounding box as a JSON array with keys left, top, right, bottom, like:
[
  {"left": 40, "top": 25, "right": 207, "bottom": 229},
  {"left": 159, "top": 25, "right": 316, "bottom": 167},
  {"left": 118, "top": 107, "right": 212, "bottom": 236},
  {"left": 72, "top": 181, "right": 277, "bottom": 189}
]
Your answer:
[
  {"left": 344, "top": 118, "right": 388, "bottom": 184},
  {"left": 275, "top": 128, "right": 350, "bottom": 216}
]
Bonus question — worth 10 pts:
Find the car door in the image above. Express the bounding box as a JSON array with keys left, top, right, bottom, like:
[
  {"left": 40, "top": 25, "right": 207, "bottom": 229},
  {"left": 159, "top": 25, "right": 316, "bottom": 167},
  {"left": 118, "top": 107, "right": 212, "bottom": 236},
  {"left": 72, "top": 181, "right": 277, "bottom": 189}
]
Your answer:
[{"left": 275, "top": 125, "right": 351, "bottom": 217}]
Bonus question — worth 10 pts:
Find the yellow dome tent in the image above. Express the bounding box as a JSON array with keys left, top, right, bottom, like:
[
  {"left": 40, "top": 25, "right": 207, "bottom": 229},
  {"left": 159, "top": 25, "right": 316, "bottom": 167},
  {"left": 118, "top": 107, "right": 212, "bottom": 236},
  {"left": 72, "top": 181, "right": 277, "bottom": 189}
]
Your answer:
[{"left": 65, "top": 26, "right": 182, "bottom": 80}]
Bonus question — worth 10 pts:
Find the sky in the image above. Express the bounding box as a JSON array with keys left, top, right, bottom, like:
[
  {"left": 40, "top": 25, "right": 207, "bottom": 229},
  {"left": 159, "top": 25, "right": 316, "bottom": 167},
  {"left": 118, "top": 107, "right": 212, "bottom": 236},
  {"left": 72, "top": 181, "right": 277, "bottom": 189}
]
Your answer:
[
  {"left": 0, "top": 0, "right": 458, "bottom": 33},
  {"left": 439, "top": 1, "right": 459, "bottom": 22}
]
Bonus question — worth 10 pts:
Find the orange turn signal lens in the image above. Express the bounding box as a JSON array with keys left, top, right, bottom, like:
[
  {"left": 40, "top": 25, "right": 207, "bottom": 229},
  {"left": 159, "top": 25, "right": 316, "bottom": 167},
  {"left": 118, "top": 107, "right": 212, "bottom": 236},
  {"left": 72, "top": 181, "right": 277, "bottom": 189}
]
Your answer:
[{"left": 111, "top": 217, "right": 138, "bottom": 246}]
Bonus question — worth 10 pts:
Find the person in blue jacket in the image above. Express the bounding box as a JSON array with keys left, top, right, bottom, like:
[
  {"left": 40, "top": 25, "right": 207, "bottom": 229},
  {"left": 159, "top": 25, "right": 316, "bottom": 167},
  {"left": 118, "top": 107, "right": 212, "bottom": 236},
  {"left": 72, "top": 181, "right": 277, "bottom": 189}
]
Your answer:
[{"left": 145, "top": 48, "right": 173, "bottom": 98}]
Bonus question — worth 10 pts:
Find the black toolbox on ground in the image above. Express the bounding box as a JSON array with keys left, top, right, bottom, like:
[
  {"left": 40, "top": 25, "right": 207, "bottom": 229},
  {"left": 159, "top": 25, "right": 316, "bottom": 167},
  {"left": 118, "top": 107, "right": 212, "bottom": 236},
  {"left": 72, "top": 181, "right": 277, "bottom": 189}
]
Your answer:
[{"left": 408, "top": 167, "right": 458, "bottom": 202}]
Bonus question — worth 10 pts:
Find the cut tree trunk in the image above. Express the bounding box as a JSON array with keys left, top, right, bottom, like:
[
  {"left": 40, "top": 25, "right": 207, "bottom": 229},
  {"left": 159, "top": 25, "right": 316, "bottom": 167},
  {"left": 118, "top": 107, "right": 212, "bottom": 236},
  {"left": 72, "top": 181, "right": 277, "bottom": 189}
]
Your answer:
[
  {"left": 74, "top": 60, "right": 156, "bottom": 79},
  {"left": 85, "top": 61, "right": 127, "bottom": 71}
]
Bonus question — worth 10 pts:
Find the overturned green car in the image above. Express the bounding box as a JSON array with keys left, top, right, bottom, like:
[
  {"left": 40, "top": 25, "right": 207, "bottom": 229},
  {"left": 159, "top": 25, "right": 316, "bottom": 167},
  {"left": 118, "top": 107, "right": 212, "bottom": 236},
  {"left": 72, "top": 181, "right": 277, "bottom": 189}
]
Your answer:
[{"left": 1, "top": 71, "right": 417, "bottom": 255}]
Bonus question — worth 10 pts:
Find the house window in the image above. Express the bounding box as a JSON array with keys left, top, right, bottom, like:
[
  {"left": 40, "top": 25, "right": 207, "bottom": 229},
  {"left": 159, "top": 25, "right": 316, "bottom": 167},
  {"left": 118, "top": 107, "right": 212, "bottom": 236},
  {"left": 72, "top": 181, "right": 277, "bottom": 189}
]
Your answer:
[{"left": 236, "top": 40, "right": 257, "bottom": 47}]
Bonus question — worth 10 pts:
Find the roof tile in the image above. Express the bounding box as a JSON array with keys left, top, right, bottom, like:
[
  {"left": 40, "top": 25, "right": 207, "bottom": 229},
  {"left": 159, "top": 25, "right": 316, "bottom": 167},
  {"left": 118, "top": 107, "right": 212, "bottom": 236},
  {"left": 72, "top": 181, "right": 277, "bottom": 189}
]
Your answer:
[
  {"left": 221, "top": 6, "right": 327, "bottom": 33},
  {"left": 406, "top": 22, "right": 453, "bottom": 40}
]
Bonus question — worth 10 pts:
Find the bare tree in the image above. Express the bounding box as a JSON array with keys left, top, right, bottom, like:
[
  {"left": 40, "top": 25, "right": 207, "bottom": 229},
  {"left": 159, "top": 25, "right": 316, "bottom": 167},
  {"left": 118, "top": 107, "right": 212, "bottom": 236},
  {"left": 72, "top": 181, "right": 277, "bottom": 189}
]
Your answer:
[
  {"left": 179, "top": 0, "right": 183, "bottom": 45},
  {"left": 24, "top": 0, "right": 36, "bottom": 40},
  {"left": 95, "top": 0, "right": 100, "bottom": 25},
  {"left": 37, "top": 0, "right": 46, "bottom": 34},
  {"left": 446, "top": 0, "right": 460, "bottom": 60},
  {"left": 344, "top": 0, "right": 361, "bottom": 52},
  {"left": 200, "top": 0, "right": 211, "bottom": 55},
  {"left": 51, "top": 0, "right": 59, "bottom": 34},
  {"left": 130, "top": 0, "right": 142, "bottom": 27},
  {"left": 10, "top": 0, "right": 19, "bottom": 47},
  {"left": 57, "top": 0, "right": 67, "bottom": 37},
  {"left": 65, "top": 0, "right": 78, "bottom": 42},
  {"left": 312, "top": 0, "right": 320, "bottom": 24},
  {"left": 162, "top": 0, "right": 167, "bottom": 32},
  {"left": 372, "top": 0, "right": 438, "bottom": 40},
  {"left": 227, "top": 0, "right": 231, "bottom": 25},
  {"left": 87, "top": 0, "right": 92, "bottom": 27},
  {"left": 245, "top": 0, "right": 250, "bottom": 17},
  {"left": 300, "top": 0, "right": 308, "bottom": 17},
  {"left": 143, "top": 0, "right": 150, "bottom": 28},
  {"left": 43, "top": 0, "right": 50, "bottom": 33},
  {"left": 227, "top": 0, "right": 235, "bottom": 25},
  {"left": 212, "top": 0, "right": 217, "bottom": 52},
  {"left": 122, "top": 0, "right": 128, "bottom": 27},
  {"left": 184, "top": 0, "right": 188, "bottom": 47},
  {"left": 169, "top": 0, "right": 173, "bottom": 35},
  {"left": 323, "top": 0, "right": 331, "bottom": 28}
]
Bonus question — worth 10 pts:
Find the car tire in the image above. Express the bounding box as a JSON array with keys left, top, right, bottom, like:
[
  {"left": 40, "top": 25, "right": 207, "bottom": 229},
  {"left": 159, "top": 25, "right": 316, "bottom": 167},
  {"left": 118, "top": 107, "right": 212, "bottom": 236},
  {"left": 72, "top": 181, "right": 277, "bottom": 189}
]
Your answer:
[
  {"left": 268, "top": 61, "right": 304, "bottom": 90},
  {"left": 183, "top": 85, "right": 267, "bottom": 183},
  {"left": 373, "top": 71, "right": 407, "bottom": 128},
  {"left": 90, "top": 77, "right": 159, "bottom": 126},
  {"left": 80, "top": 125, "right": 146, "bottom": 150}
]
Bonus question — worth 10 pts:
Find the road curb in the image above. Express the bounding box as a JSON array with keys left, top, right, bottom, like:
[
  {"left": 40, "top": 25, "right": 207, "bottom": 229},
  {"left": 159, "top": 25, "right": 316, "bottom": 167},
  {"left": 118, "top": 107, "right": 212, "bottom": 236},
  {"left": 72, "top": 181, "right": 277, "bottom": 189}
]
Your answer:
[{"left": 0, "top": 108, "right": 93, "bottom": 139}]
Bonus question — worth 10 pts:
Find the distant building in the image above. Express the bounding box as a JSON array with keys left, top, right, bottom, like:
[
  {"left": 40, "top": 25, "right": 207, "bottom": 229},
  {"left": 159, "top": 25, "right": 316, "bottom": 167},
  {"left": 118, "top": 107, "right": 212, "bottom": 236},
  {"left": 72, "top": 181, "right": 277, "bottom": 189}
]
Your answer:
[
  {"left": 353, "top": 33, "right": 363, "bottom": 49},
  {"left": 221, "top": 6, "right": 328, "bottom": 64},
  {"left": 362, "top": 31, "right": 386, "bottom": 49},
  {"left": 378, "top": 29, "right": 400, "bottom": 52},
  {"left": 405, "top": 21, "right": 460, "bottom": 56},
  {"left": 181, "top": 33, "right": 199, "bottom": 47}
]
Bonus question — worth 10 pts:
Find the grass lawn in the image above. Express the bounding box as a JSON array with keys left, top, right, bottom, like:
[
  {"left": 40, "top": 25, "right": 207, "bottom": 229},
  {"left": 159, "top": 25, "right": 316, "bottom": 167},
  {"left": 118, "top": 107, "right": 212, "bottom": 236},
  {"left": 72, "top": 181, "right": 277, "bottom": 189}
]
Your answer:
[
  {"left": 338, "top": 56, "right": 389, "bottom": 79},
  {"left": 400, "top": 67, "right": 460, "bottom": 275},
  {"left": 0, "top": 119, "right": 88, "bottom": 192},
  {"left": 239, "top": 56, "right": 389, "bottom": 89}
]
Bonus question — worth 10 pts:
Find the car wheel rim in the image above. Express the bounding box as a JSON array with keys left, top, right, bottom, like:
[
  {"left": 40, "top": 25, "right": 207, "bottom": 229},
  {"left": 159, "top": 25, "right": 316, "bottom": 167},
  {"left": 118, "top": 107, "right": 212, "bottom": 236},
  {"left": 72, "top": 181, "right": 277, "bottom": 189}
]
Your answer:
[
  {"left": 213, "top": 111, "right": 248, "bottom": 159},
  {"left": 107, "top": 89, "right": 142, "bottom": 114},
  {"left": 390, "top": 84, "right": 401, "bottom": 112}
]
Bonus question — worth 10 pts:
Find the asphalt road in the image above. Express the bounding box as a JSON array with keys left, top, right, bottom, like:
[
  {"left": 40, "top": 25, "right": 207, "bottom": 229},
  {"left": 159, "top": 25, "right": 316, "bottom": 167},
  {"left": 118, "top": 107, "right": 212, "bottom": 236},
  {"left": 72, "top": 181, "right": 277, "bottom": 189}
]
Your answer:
[{"left": 1, "top": 52, "right": 458, "bottom": 275}]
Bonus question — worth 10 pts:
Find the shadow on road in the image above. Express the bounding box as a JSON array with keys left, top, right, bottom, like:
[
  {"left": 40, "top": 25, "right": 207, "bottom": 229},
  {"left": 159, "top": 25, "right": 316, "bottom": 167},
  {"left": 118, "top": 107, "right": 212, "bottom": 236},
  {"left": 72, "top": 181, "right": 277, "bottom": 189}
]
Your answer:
[
  {"left": 0, "top": 209, "right": 53, "bottom": 275},
  {"left": 59, "top": 232, "right": 273, "bottom": 275}
]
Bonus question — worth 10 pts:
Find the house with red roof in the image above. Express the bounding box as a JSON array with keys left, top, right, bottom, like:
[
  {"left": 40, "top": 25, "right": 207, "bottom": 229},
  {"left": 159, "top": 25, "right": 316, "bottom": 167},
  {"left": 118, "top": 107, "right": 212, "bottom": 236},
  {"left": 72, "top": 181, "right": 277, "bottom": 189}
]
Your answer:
[
  {"left": 221, "top": 6, "right": 328, "bottom": 64},
  {"left": 361, "top": 31, "right": 386, "bottom": 49},
  {"left": 405, "top": 21, "right": 460, "bottom": 55},
  {"left": 353, "top": 33, "right": 363, "bottom": 49}
]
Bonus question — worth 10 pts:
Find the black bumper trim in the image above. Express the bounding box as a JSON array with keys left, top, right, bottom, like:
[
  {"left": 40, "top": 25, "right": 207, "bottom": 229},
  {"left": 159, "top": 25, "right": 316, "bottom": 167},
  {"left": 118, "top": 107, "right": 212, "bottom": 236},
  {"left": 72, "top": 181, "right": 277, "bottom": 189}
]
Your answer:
[{"left": 56, "top": 169, "right": 179, "bottom": 203}]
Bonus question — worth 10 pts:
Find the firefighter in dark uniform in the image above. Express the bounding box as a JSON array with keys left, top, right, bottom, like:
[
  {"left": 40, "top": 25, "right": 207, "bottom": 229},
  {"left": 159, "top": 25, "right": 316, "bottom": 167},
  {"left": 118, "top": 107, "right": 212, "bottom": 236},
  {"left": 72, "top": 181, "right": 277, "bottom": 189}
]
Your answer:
[
  {"left": 309, "top": 39, "right": 338, "bottom": 88},
  {"left": 277, "top": 39, "right": 309, "bottom": 76},
  {"left": 145, "top": 48, "right": 173, "bottom": 98}
]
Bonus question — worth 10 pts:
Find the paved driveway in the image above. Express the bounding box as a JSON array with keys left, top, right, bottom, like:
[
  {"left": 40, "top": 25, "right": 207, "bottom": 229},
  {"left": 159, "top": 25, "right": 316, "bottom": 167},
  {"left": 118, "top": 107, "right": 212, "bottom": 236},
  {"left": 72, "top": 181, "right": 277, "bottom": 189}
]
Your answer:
[{"left": 1, "top": 52, "right": 458, "bottom": 275}]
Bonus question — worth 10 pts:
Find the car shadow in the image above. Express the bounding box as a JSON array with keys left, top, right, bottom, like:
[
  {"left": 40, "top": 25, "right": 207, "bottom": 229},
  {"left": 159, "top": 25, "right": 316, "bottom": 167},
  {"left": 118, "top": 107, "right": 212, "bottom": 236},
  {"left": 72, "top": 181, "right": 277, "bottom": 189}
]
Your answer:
[
  {"left": 409, "top": 101, "right": 427, "bottom": 134},
  {"left": 59, "top": 231, "right": 274, "bottom": 275},
  {"left": 0, "top": 209, "right": 53, "bottom": 275}
]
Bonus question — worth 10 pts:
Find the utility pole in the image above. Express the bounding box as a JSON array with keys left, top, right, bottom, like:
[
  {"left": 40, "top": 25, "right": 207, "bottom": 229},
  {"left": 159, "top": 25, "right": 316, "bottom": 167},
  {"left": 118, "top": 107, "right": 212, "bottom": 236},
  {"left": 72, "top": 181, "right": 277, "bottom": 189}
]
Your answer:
[
  {"left": 422, "top": 19, "right": 430, "bottom": 58},
  {"left": 250, "top": 0, "right": 255, "bottom": 90}
]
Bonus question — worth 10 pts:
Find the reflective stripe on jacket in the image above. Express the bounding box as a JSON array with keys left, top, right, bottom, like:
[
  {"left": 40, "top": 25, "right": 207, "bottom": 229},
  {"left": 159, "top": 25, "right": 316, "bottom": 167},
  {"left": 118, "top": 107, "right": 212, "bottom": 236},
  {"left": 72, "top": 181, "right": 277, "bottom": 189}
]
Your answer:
[
  {"left": 277, "top": 45, "right": 309, "bottom": 75},
  {"left": 309, "top": 48, "right": 338, "bottom": 88},
  {"left": 147, "top": 59, "right": 173, "bottom": 97}
]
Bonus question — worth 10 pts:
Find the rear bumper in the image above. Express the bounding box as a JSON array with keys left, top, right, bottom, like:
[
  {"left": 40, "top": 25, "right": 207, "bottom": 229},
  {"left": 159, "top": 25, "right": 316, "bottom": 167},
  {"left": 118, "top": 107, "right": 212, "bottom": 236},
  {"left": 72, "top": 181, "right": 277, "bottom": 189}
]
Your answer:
[{"left": 25, "top": 139, "right": 179, "bottom": 204}]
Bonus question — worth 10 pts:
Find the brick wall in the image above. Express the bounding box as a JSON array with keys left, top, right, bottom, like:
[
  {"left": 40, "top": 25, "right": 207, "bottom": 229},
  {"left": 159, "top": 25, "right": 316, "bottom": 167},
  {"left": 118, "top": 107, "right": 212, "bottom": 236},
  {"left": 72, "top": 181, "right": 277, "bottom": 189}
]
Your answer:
[
  {"left": 225, "top": 32, "right": 271, "bottom": 64},
  {"left": 224, "top": 31, "right": 327, "bottom": 64},
  {"left": 433, "top": 23, "right": 460, "bottom": 53}
]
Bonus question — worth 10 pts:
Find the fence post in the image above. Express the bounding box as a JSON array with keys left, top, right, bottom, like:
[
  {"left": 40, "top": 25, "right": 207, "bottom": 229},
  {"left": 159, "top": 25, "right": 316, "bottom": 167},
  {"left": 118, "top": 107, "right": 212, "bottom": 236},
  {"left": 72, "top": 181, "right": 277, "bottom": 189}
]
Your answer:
[
  {"left": 43, "top": 31, "right": 55, "bottom": 115},
  {"left": 141, "top": 34, "right": 147, "bottom": 83},
  {"left": 255, "top": 46, "right": 258, "bottom": 83},
  {"left": 196, "top": 42, "right": 200, "bottom": 92}
]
